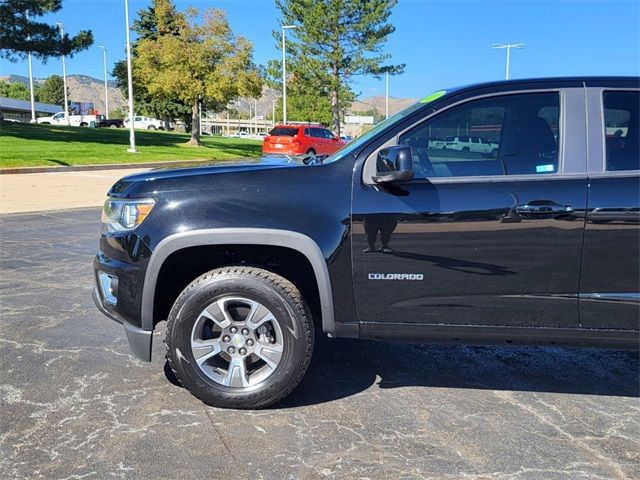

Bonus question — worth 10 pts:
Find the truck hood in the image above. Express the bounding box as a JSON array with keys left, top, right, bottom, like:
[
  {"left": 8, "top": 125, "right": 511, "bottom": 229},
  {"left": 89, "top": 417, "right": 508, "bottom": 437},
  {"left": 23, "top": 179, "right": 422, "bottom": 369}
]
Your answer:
[{"left": 108, "top": 155, "right": 315, "bottom": 196}]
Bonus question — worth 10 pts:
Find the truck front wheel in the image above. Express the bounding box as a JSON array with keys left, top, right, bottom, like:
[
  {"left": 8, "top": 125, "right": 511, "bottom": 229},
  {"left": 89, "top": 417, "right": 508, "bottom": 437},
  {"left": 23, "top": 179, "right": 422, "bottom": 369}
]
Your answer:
[{"left": 165, "top": 266, "right": 314, "bottom": 409}]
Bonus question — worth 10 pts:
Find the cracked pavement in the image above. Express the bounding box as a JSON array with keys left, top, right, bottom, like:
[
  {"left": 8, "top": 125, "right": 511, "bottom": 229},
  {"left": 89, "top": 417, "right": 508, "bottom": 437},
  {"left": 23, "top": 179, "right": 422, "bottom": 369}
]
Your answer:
[{"left": 1, "top": 208, "right": 638, "bottom": 479}]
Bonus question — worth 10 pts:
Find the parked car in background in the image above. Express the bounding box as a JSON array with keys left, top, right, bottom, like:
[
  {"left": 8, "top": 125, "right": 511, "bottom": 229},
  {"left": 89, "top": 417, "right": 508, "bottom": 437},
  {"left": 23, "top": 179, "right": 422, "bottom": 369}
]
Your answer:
[
  {"left": 123, "top": 116, "right": 165, "bottom": 130},
  {"left": 96, "top": 115, "right": 123, "bottom": 128},
  {"left": 262, "top": 124, "right": 347, "bottom": 155},
  {"left": 341, "top": 134, "right": 353, "bottom": 142},
  {"left": 37, "top": 111, "right": 97, "bottom": 127}
]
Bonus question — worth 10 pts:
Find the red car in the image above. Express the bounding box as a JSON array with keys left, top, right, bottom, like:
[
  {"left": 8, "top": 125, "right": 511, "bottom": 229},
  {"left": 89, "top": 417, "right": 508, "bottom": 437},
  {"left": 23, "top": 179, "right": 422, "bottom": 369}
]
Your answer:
[{"left": 262, "top": 124, "right": 347, "bottom": 156}]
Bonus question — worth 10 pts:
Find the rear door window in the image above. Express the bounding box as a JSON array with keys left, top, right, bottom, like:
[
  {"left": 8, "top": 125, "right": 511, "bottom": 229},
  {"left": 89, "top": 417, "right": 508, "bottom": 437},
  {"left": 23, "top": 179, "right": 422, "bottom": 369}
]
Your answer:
[
  {"left": 400, "top": 92, "right": 560, "bottom": 178},
  {"left": 603, "top": 91, "right": 639, "bottom": 171},
  {"left": 270, "top": 127, "right": 297, "bottom": 136}
]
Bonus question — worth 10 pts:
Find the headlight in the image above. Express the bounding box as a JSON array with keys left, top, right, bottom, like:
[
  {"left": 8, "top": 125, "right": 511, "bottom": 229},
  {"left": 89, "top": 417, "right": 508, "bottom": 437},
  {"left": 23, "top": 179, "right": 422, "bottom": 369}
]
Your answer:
[{"left": 101, "top": 198, "right": 156, "bottom": 231}]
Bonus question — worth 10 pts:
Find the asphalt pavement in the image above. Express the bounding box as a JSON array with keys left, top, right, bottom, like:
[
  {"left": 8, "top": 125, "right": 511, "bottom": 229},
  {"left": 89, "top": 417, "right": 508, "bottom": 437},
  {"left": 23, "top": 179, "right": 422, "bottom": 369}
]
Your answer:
[{"left": 0, "top": 208, "right": 638, "bottom": 479}]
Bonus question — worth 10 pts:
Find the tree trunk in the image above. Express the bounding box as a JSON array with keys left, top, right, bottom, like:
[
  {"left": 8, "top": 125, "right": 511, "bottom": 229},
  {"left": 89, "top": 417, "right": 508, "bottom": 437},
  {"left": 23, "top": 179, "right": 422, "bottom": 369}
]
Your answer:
[
  {"left": 331, "top": 65, "right": 340, "bottom": 136},
  {"left": 187, "top": 98, "right": 201, "bottom": 146}
]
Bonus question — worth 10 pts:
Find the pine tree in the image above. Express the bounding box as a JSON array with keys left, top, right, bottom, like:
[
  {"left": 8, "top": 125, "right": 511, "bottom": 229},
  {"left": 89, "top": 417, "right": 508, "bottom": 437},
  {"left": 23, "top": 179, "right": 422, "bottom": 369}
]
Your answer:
[
  {"left": 0, "top": 0, "right": 93, "bottom": 61},
  {"left": 274, "top": 0, "right": 403, "bottom": 134}
]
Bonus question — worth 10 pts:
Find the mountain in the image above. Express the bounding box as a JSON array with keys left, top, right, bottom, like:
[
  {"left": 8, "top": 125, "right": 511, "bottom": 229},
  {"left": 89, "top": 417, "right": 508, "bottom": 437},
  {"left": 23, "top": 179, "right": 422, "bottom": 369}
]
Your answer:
[
  {"left": 2, "top": 74, "right": 415, "bottom": 120},
  {"left": 350, "top": 95, "right": 417, "bottom": 116},
  {"left": 0, "top": 74, "right": 126, "bottom": 115}
]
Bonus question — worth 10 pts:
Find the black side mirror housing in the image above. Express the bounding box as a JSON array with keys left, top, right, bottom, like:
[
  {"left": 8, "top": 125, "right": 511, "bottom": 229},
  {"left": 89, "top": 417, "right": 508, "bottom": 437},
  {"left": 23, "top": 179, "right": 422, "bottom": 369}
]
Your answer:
[{"left": 372, "top": 145, "right": 414, "bottom": 183}]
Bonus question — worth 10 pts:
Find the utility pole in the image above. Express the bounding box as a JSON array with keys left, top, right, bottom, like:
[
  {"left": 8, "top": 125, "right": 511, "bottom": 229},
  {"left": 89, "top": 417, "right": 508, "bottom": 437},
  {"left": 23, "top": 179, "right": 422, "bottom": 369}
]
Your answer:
[
  {"left": 385, "top": 73, "right": 389, "bottom": 119},
  {"left": 272, "top": 99, "right": 277, "bottom": 127},
  {"left": 56, "top": 22, "right": 70, "bottom": 125},
  {"left": 98, "top": 46, "right": 109, "bottom": 119},
  {"left": 492, "top": 43, "right": 525, "bottom": 80},
  {"left": 254, "top": 98, "right": 258, "bottom": 134},
  {"left": 281, "top": 25, "right": 297, "bottom": 125},
  {"left": 26, "top": 11, "right": 36, "bottom": 123},
  {"left": 124, "top": 0, "right": 137, "bottom": 152}
]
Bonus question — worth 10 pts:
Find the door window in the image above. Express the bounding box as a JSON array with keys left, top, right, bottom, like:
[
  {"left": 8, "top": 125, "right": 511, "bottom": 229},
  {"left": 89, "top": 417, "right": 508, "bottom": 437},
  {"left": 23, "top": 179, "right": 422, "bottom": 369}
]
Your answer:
[
  {"left": 399, "top": 92, "right": 560, "bottom": 178},
  {"left": 603, "top": 91, "right": 639, "bottom": 171}
]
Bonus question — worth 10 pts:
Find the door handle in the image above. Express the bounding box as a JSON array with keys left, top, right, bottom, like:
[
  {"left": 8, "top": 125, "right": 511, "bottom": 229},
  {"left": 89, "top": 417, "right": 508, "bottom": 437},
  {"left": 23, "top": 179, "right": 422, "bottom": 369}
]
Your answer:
[{"left": 516, "top": 201, "right": 574, "bottom": 215}]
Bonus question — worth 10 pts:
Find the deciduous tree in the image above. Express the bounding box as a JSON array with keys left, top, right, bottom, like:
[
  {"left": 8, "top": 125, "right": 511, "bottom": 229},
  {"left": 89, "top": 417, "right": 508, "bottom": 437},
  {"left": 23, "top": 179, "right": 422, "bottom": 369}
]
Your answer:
[
  {"left": 38, "top": 75, "right": 66, "bottom": 106},
  {"left": 135, "top": 6, "right": 262, "bottom": 145}
]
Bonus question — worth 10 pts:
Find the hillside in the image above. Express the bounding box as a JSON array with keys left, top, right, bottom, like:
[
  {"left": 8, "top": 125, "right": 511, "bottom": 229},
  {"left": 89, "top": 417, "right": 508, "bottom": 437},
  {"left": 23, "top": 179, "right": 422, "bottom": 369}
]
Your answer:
[
  {"left": 1, "top": 74, "right": 126, "bottom": 115},
  {"left": 2, "top": 74, "right": 415, "bottom": 119},
  {"left": 350, "top": 95, "right": 417, "bottom": 116}
]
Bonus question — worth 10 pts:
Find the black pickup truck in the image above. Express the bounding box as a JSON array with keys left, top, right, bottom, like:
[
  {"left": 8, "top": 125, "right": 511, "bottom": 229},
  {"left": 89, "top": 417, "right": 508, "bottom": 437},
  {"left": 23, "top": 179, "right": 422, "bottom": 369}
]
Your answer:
[
  {"left": 93, "top": 77, "right": 639, "bottom": 409},
  {"left": 96, "top": 115, "right": 123, "bottom": 128}
]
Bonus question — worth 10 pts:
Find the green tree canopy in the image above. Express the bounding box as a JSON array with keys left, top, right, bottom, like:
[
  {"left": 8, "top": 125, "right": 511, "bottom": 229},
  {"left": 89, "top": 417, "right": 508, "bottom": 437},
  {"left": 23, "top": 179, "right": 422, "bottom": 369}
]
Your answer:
[
  {"left": 135, "top": 6, "right": 263, "bottom": 145},
  {"left": 38, "top": 75, "right": 66, "bottom": 106},
  {"left": 0, "top": 80, "right": 38, "bottom": 101},
  {"left": 0, "top": 0, "right": 93, "bottom": 61},
  {"left": 274, "top": 0, "right": 403, "bottom": 134},
  {"left": 112, "top": 0, "right": 191, "bottom": 128}
]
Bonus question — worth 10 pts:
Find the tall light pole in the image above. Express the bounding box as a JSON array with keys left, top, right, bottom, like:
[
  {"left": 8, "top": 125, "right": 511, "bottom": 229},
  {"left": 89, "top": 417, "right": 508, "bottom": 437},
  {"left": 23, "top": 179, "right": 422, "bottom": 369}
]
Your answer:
[
  {"left": 281, "top": 25, "right": 297, "bottom": 125},
  {"left": 98, "top": 46, "right": 109, "bottom": 119},
  {"left": 56, "top": 22, "right": 70, "bottom": 125},
  {"left": 124, "top": 0, "right": 137, "bottom": 152},
  {"left": 385, "top": 72, "right": 389, "bottom": 119},
  {"left": 492, "top": 43, "right": 525, "bottom": 80},
  {"left": 26, "top": 11, "right": 36, "bottom": 123},
  {"left": 272, "top": 99, "right": 277, "bottom": 126}
]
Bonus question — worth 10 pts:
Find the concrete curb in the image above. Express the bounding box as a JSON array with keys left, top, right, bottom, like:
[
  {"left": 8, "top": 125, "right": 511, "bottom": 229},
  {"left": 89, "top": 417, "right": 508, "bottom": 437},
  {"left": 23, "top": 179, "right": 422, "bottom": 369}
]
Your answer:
[{"left": 0, "top": 159, "right": 212, "bottom": 175}]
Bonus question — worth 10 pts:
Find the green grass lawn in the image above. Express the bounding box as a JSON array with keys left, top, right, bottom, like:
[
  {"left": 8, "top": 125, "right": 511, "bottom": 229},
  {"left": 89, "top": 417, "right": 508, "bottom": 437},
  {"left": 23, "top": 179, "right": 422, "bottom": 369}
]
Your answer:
[{"left": 0, "top": 121, "right": 263, "bottom": 168}]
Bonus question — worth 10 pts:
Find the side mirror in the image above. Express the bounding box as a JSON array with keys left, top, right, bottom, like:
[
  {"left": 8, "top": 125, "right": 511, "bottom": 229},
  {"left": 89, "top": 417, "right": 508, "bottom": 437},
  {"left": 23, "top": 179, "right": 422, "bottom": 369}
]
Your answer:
[{"left": 372, "top": 146, "right": 414, "bottom": 183}]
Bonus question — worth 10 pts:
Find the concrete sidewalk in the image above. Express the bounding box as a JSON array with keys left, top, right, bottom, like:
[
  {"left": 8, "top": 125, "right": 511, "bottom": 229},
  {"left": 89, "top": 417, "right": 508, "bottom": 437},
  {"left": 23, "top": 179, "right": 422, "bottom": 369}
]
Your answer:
[{"left": 0, "top": 168, "right": 149, "bottom": 214}]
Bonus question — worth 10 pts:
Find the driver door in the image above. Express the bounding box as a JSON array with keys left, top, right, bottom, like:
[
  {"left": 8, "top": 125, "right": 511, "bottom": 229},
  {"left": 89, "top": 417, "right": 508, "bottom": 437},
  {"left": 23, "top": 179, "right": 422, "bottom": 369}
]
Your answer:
[{"left": 352, "top": 87, "right": 587, "bottom": 329}]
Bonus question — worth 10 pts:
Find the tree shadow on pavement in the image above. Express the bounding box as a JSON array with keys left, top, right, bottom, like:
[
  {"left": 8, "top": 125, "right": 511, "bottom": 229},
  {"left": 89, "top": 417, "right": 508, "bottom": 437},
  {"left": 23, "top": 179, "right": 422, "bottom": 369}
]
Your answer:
[{"left": 164, "top": 334, "right": 639, "bottom": 408}]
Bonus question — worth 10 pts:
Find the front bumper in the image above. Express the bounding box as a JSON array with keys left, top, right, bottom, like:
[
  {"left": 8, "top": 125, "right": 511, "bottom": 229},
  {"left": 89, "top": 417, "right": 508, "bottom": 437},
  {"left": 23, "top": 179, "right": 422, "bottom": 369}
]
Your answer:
[
  {"left": 92, "top": 286, "right": 153, "bottom": 361},
  {"left": 93, "top": 241, "right": 153, "bottom": 361}
]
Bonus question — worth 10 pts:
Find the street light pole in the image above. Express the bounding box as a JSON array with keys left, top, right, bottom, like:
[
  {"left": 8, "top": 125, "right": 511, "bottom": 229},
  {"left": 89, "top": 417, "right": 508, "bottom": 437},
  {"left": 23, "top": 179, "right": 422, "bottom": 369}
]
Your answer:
[
  {"left": 385, "top": 72, "right": 389, "bottom": 119},
  {"left": 26, "top": 10, "right": 36, "bottom": 123},
  {"left": 272, "top": 99, "right": 277, "bottom": 127},
  {"left": 98, "top": 46, "right": 109, "bottom": 119},
  {"left": 124, "top": 0, "right": 137, "bottom": 152},
  {"left": 492, "top": 43, "right": 525, "bottom": 80},
  {"left": 56, "top": 22, "right": 70, "bottom": 125},
  {"left": 281, "top": 25, "right": 297, "bottom": 125}
]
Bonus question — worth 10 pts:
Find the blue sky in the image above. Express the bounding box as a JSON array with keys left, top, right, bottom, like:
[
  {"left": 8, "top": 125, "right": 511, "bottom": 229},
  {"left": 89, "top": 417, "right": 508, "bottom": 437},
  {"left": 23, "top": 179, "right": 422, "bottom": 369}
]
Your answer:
[{"left": 2, "top": 0, "right": 638, "bottom": 100}]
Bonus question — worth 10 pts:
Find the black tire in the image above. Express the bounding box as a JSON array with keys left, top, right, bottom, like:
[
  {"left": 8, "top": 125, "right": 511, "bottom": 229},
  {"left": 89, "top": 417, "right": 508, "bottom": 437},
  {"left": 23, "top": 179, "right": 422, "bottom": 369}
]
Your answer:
[
  {"left": 80, "top": 122, "right": 88, "bottom": 127},
  {"left": 109, "top": 124, "right": 117, "bottom": 129},
  {"left": 306, "top": 149, "right": 316, "bottom": 155},
  {"left": 165, "top": 266, "right": 314, "bottom": 409},
  {"left": 461, "top": 146, "right": 470, "bottom": 152},
  {"left": 147, "top": 125, "right": 156, "bottom": 130}
]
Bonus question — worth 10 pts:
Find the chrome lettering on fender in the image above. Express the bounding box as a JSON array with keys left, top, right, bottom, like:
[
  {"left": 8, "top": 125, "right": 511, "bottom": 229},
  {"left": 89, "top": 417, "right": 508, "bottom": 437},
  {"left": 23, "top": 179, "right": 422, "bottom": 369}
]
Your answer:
[{"left": 368, "top": 273, "right": 424, "bottom": 281}]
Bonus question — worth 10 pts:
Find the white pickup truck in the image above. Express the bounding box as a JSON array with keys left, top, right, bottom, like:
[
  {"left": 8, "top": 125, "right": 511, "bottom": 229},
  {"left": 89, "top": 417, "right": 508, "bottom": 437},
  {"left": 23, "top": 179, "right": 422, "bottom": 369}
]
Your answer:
[
  {"left": 37, "top": 111, "right": 97, "bottom": 127},
  {"left": 123, "top": 116, "right": 166, "bottom": 130},
  {"left": 433, "top": 135, "right": 499, "bottom": 154}
]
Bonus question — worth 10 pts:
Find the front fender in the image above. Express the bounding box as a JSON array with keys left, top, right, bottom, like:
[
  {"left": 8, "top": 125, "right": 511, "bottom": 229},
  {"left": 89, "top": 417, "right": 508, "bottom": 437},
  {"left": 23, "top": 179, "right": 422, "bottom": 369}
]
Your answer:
[{"left": 140, "top": 228, "right": 335, "bottom": 334}]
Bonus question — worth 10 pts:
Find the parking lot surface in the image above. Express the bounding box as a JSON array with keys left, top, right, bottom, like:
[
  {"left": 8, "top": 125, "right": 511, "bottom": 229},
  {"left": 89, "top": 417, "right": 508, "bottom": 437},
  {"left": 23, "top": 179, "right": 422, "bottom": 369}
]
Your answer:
[{"left": 1, "top": 208, "right": 638, "bottom": 480}]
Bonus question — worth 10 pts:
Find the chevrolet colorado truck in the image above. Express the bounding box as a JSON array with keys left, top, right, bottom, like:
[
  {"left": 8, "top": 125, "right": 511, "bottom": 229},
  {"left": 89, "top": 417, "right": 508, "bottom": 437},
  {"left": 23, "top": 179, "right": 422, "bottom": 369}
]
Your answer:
[{"left": 94, "top": 77, "right": 639, "bottom": 409}]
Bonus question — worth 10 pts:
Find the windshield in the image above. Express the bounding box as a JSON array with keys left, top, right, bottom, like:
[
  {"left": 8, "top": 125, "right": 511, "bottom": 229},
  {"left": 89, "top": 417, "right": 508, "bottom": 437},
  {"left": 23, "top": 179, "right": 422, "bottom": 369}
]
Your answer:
[{"left": 323, "top": 89, "right": 447, "bottom": 164}]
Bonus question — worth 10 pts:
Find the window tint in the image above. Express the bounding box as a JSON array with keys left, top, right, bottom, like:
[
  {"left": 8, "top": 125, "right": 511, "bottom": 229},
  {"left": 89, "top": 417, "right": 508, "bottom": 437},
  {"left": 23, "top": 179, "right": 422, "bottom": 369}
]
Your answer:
[
  {"left": 269, "top": 127, "right": 297, "bottom": 136},
  {"left": 604, "top": 91, "right": 639, "bottom": 171},
  {"left": 321, "top": 129, "right": 335, "bottom": 139},
  {"left": 311, "top": 128, "right": 324, "bottom": 138},
  {"left": 400, "top": 92, "right": 560, "bottom": 178}
]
